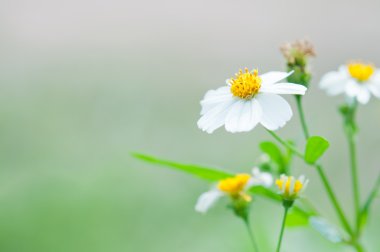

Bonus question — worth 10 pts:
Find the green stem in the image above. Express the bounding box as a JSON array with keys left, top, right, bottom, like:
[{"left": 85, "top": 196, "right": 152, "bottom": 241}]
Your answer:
[
  {"left": 276, "top": 206, "right": 289, "bottom": 252},
  {"left": 266, "top": 130, "right": 354, "bottom": 236},
  {"left": 315, "top": 164, "right": 354, "bottom": 235},
  {"left": 243, "top": 218, "right": 260, "bottom": 252},
  {"left": 295, "top": 95, "right": 310, "bottom": 139},
  {"left": 347, "top": 129, "right": 360, "bottom": 233},
  {"left": 353, "top": 242, "right": 364, "bottom": 252},
  {"left": 266, "top": 130, "right": 304, "bottom": 158},
  {"left": 342, "top": 102, "right": 361, "bottom": 234}
]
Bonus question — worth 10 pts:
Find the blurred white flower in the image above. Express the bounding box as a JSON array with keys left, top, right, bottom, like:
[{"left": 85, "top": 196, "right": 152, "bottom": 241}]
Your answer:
[
  {"left": 320, "top": 62, "right": 380, "bottom": 104},
  {"left": 275, "top": 174, "right": 309, "bottom": 201},
  {"left": 197, "top": 68, "right": 307, "bottom": 133},
  {"left": 195, "top": 168, "right": 273, "bottom": 214}
]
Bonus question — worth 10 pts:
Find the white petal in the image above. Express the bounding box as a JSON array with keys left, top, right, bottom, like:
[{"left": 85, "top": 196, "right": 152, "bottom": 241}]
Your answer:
[
  {"left": 195, "top": 189, "right": 223, "bottom": 214},
  {"left": 368, "top": 84, "right": 380, "bottom": 98},
  {"left": 200, "top": 87, "right": 232, "bottom": 115},
  {"left": 256, "top": 94, "right": 293, "bottom": 131},
  {"left": 345, "top": 81, "right": 361, "bottom": 97},
  {"left": 197, "top": 98, "right": 237, "bottom": 133},
  {"left": 247, "top": 167, "right": 273, "bottom": 188},
  {"left": 369, "top": 70, "right": 380, "bottom": 83},
  {"left": 356, "top": 87, "right": 371, "bottom": 104},
  {"left": 260, "top": 71, "right": 294, "bottom": 85},
  {"left": 319, "top": 70, "right": 349, "bottom": 96},
  {"left": 259, "top": 83, "right": 307, "bottom": 95},
  {"left": 224, "top": 99, "right": 262, "bottom": 133}
]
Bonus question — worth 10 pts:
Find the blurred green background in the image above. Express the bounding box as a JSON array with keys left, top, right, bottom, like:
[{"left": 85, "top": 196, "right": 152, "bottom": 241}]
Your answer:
[{"left": 0, "top": 0, "right": 380, "bottom": 251}]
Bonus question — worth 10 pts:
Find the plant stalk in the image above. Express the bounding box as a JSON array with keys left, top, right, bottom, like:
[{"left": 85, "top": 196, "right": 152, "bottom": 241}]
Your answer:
[
  {"left": 243, "top": 218, "right": 260, "bottom": 252},
  {"left": 276, "top": 206, "right": 289, "bottom": 252}
]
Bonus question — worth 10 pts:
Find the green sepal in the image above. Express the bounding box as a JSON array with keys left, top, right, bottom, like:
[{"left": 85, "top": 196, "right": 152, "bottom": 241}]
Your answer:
[{"left": 286, "top": 65, "right": 311, "bottom": 87}]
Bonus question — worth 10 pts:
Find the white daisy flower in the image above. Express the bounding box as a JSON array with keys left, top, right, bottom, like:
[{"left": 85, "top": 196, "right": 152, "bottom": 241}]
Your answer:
[
  {"left": 197, "top": 68, "right": 307, "bottom": 133},
  {"left": 319, "top": 62, "right": 380, "bottom": 104},
  {"left": 195, "top": 168, "right": 273, "bottom": 214},
  {"left": 275, "top": 174, "right": 309, "bottom": 201}
]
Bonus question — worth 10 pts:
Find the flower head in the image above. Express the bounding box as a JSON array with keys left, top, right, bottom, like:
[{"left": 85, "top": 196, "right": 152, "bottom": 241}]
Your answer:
[
  {"left": 195, "top": 168, "right": 273, "bottom": 214},
  {"left": 275, "top": 174, "right": 308, "bottom": 201},
  {"left": 320, "top": 61, "right": 380, "bottom": 104},
  {"left": 280, "top": 39, "right": 316, "bottom": 66},
  {"left": 197, "top": 68, "right": 307, "bottom": 133}
]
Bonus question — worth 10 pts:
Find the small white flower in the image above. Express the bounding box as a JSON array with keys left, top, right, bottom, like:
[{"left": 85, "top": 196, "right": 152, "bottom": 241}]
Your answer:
[
  {"left": 197, "top": 68, "right": 307, "bottom": 133},
  {"left": 275, "top": 174, "right": 309, "bottom": 201},
  {"left": 195, "top": 169, "right": 273, "bottom": 214},
  {"left": 320, "top": 62, "right": 380, "bottom": 104}
]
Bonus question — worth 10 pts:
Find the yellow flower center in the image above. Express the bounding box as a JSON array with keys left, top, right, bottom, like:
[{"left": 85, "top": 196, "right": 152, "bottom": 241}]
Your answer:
[
  {"left": 218, "top": 174, "right": 251, "bottom": 195},
  {"left": 229, "top": 68, "right": 262, "bottom": 99},
  {"left": 275, "top": 177, "right": 303, "bottom": 195},
  {"left": 348, "top": 62, "right": 375, "bottom": 82}
]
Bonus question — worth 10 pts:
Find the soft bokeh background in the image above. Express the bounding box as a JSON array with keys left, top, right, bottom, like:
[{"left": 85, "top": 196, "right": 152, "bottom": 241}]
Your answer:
[{"left": 1, "top": 0, "right": 380, "bottom": 251}]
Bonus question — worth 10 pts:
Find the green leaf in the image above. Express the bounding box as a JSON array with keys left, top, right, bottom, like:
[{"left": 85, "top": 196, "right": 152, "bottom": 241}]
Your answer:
[
  {"left": 249, "top": 186, "right": 281, "bottom": 201},
  {"left": 286, "top": 209, "right": 309, "bottom": 227},
  {"left": 304, "top": 136, "right": 330, "bottom": 164},
  {"left": 259, "top": 141, "right": 288, "bottom": 173},
  {"left": 259, "top": 142, "right": 284, "bottom": 166},
  {"left": 131, "top": 153, "right": 233, "bottom": 181}
]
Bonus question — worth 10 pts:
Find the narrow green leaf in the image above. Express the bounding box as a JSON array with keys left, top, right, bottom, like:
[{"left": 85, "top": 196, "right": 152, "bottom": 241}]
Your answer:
[
  {"left": 250, "top": 186, "right": 281, "bottom": 201},
  {"left": 131, "top": 153, "right": 233, "bottom": 181},
  {"left": 305, "top": 136, "right": 330, "bottom": 164}
]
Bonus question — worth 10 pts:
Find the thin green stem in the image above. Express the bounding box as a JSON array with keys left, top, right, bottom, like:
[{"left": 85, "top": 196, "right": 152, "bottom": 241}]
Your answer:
[
  {"left": 243, "top": 219, "right": 260, "bottom": 252},
  {"left": 315, "top": 164, "right": 354, "bottom": 235},
  {"left": 266, "top": 130, "right": 304, "bottom": 158},
  {"left": 347, "top": 130, "right": 360, "bottom": 233},
  {"left": 295, "top": 95, "right": 310, "bottom": 139},
  {"left": 276, "top": 206, "right": 289, "bottom": 252}
]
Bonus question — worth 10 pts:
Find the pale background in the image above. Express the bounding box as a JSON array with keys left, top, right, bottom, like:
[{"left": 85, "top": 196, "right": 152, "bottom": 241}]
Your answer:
[{"left": 1, "top": 0, "right": 380, "bottom": 251}]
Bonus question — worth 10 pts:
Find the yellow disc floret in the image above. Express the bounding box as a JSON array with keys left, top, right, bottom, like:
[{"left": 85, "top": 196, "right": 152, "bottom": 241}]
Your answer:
[
  {"left": 348, "top": 62, "right": 375, "bottom": 82},
  {"left": 218, "top": 174, "right": 251, "bottom": 196},
  {"left": 229, "top": 68, "right": 262, "bottom": 99}
]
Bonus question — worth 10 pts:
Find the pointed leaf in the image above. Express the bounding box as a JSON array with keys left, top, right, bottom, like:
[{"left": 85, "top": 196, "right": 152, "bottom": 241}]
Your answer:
[
  {"left": 132, "top": 153, "right": 233, "bottom": 181},
  {"left": 305, "top": 136, "right": 330, "bottom": 164}
]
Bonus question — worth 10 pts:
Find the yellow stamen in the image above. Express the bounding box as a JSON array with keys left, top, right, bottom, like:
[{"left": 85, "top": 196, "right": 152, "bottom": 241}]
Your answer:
[
  {"left": 284, "top": 177, "right": 292, "bottom": 194},
  {"left": 276, "top": 176, "right": 304, "bottom": 195},
  {"left": 229, "top": 68, "right": 262, "bottom": 99},
  {"left": 218, "top": 174, "right": 251, "bottom": 195},
  {"left": 275, "top": 179, "right": 283, "bottom": 190},
  {"left": 348, "top": 62, "right": 375, "bottom": 82},
  {"left": 294, "top": 180, "right": 303, "bottom": 193}
]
